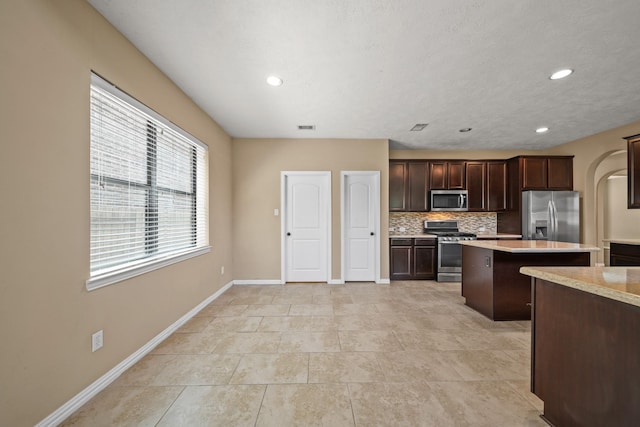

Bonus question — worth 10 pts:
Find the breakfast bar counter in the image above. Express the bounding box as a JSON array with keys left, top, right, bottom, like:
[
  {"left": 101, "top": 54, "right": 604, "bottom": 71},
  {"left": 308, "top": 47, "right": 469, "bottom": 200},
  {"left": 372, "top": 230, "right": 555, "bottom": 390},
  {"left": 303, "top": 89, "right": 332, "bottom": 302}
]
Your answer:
[
  {"left": 520, "top": 266, "right": 640, "bottom": 426},
  {"left": 459, "top": 240, "right": 599, "bottom": 320}
]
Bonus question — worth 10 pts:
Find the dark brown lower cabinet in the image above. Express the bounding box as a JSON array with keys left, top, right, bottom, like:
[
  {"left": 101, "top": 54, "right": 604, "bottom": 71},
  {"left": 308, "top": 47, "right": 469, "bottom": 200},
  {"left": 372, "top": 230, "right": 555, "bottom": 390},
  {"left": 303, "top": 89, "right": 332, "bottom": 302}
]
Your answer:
[
  {"left": 414, "top": 240, "right": 436, "bottom": 279},
  {"left": 610, "top": 242, "right": 640, "bottom": 266},
  {"left": 390, "top": 238, "right": 435, "bottom": 280},
  {"left": 390, "top": 239, "right": 412, "bottom": 280},
  {"left": 531, "top": 278, "right": 640, "bottom": 426}
]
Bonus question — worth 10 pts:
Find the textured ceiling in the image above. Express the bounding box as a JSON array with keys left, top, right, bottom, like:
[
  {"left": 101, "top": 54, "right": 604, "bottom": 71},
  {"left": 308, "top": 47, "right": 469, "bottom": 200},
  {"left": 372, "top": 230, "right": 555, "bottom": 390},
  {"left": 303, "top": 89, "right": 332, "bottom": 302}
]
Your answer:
[{"left": 87, "top": 0, "right": 640, "bottom": 150}]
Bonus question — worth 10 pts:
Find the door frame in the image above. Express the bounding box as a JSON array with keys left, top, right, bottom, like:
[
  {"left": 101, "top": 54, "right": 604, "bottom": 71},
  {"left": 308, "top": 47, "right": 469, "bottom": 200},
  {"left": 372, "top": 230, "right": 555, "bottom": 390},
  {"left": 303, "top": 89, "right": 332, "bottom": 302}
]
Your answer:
[
  {"left": 280, "top": 171, "right": 332, "bottom": 284},
  {"left": 340, "top": 171, "right": 381, "bottom": 283}
]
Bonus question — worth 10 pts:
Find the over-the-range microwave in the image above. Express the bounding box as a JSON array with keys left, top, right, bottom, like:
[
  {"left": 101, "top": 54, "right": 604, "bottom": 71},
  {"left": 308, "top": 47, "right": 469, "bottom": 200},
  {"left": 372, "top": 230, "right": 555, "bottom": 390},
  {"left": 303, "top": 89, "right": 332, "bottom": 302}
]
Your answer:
[{"left": 430, "top": 189, "right": 468, "bottom": 211}]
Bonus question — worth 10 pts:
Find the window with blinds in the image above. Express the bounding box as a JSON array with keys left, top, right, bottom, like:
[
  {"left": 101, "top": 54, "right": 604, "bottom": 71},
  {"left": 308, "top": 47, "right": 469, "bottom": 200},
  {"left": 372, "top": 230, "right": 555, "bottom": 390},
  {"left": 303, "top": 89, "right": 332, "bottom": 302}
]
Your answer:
[{"left": 87, "top": 73, "right": 209, "bottom": 290}]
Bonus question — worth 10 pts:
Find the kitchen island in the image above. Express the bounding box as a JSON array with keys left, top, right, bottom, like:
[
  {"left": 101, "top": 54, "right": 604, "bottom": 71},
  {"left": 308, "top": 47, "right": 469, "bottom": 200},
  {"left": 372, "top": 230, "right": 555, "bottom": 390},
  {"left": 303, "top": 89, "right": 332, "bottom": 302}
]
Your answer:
[
  {"left": 459, "top": 240, "right": 599, "bottom": 320},
  {"left": 520, "top": 266, "right": 640, "bottom": 427}
]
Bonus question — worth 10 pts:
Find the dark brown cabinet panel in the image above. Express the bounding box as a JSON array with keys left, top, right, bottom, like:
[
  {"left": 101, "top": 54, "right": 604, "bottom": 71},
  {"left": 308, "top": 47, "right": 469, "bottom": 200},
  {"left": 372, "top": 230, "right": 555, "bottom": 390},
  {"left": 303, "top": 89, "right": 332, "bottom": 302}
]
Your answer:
[
  {"left": 625, "top": 134, "right": 640, "bottom": 209},
  {"left": 521, "top": 157, "right": 548, "bottom": 189},
  {"left": 414, "top": 239, "right": 436, "bottom": 279},
  {"left": 428, "top": 161, "right": 465, "bottom": 190},
  {"left": 531, "top": 278, "right": 640, "bottom": 426},
  {"left": 521, "top": 156, "right": 573, "bottom": 190},
  {"left": 466, "top": 162, "right": 486, "bottom": 211},
  {"left": 389, "top": 161, "right": 429, "bottom": 212},
  {"left": 407, "top": 162, "right": 428, "bottom": 211},
  {"left": 390, "top": 238, "right": 436, "bottom": 280},
  {"left": 486, "top": 161, "right": 507, "bottom": 211},
  {"left": 389, "top": 161, "right": 408, "bottom": 211},
  {"left": 390, "top": 244, "right": 412, "bottom": 279},
  {"left": 448, "top": 162, "right": 466, "bottom": 189},
  {"left": 465, "top": 161, "right": 507, "bottom": 212},
  {"left": 428, "top": 162, "right": 447, "bottom": 190},
  {"left": 547, "top": 157, "right": 573, "bottom": 189},
  {"left": 610, "top": 242, "right": 640, "bottom": 266}
]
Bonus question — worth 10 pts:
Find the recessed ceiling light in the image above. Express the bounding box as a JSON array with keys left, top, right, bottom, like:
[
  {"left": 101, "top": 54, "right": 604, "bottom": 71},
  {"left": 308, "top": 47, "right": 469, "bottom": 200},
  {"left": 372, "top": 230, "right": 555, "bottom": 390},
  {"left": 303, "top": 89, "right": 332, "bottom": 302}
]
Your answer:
[
  {"left": 410, "top": 123, "right": 429, "bottom": 131},
  {"left": 549, "top": 69, "right": 573, "bottom": 80},
  {"left": 459, "top": 128, "right": 472, "bottom": 133},
  {"left": 297, "top": 125, "right": 315, "bottom": 130},
  {"left": 266, "top": 75, "right": 283, "bottom": 86},
  {"left": 536, "top": 127, "right": 550, "bottom": 133}
]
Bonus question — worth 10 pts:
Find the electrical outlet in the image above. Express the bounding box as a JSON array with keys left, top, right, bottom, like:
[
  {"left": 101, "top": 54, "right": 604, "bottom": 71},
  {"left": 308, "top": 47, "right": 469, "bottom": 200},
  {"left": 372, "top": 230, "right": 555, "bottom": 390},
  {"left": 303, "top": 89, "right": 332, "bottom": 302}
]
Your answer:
[
  {"left": 274, "top": 208, "right": 279, "bottom": 216},
  {"left": 221, "top": 266, "right": 224, "bottom": 275},
  {"left": 399, "top": 227, "right": 406, "bottom": 232},
  {"left": 92, "top": 330, "right": 103, "bottom": 352}
]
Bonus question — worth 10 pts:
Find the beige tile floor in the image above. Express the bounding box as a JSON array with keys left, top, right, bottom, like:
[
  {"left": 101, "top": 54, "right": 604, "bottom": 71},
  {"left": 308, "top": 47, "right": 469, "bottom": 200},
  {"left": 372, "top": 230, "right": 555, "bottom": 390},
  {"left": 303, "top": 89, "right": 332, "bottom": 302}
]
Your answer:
[{"left": 62, "top": 281, "right": 545, "bottom": 426}]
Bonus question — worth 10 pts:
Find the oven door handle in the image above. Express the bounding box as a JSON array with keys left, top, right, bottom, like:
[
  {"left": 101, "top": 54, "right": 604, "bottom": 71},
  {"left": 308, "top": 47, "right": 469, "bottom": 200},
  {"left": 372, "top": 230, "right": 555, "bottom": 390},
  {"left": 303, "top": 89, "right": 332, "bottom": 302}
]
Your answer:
[{"left": 439, "top": 241, "right": 461, "bottom": 245}]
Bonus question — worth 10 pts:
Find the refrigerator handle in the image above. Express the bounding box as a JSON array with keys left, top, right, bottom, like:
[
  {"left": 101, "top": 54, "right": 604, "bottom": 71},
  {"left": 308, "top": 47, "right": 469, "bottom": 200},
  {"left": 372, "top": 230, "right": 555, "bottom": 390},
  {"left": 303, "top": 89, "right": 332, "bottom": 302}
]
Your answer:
[
  {"left": 547, "top": 200, "right": 554, "bottom": 240},
  {"left": 551, "top": 200, "right": 559, "bottom": 240}
]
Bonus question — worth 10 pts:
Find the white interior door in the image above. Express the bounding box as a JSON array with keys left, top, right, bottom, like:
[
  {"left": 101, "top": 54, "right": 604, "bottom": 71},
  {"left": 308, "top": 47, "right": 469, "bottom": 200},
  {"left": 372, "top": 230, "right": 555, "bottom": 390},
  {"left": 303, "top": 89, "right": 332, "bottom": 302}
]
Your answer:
[
  {"left": 343, "top": 172, "right": 379, "bottom": 282},
  {"left": 283, "top": 172, "right": 330, "bottom": 282}
]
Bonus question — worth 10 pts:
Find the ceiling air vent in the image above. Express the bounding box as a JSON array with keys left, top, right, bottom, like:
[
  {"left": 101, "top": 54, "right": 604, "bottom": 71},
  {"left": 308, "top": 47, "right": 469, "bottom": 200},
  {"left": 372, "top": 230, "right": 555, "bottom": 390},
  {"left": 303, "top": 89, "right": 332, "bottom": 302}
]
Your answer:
[
  {"left": 298, "top": 125, "right": 315, "bottom": 130},
  {"left": 410, "top": 123, "right": 428, "bottom": 131}
]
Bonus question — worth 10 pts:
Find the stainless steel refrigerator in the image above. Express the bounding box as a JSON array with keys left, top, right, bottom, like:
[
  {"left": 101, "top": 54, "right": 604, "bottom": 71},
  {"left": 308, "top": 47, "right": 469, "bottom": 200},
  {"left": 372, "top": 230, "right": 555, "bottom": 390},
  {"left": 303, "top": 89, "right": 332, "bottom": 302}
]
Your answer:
[{"left": 522, "top": 191, "right": 580, "bottom": 242}]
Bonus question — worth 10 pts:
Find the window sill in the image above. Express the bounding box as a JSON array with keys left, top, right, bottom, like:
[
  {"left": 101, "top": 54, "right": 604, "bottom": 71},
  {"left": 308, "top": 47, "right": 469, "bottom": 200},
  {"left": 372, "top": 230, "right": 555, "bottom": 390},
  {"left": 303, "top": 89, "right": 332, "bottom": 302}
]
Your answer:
[{"left": 86, "top": 246, "right": 211, "bottom": 291}]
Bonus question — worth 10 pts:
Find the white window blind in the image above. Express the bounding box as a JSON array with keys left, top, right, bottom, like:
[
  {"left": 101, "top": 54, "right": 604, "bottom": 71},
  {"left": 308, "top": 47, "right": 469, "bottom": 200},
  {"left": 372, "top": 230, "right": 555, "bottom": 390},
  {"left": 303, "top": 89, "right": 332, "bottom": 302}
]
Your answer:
[{"left": 88, "top": 73, "right": 209, "bottom": 290}]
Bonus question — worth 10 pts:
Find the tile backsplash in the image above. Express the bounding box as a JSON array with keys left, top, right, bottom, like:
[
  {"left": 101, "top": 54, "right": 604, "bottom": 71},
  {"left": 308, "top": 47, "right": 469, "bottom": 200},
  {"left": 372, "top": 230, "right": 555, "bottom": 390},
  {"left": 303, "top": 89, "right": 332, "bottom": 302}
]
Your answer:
[{"left": 389, "top": 212, "right": 497, "bottom": 234}]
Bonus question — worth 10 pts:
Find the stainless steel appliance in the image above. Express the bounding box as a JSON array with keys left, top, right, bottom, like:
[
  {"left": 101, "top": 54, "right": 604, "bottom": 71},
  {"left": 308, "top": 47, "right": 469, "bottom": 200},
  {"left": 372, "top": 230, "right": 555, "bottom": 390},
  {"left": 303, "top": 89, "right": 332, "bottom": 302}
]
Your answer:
[
  {"left": 522, "top": 190, "right": 579, "bottom": 243},
  {"left": 424, "top": 220, "right": 476, "bottom": 282},
  {"left": 430, "top": 190, "right": 468, "bottom": 212}
]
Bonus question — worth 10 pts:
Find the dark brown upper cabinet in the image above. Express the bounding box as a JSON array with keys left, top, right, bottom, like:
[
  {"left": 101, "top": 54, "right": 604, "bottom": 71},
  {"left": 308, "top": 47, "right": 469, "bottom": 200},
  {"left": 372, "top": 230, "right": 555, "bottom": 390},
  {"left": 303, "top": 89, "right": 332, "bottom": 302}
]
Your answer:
[
  {"left": 521, "top": 156, "right": 573, "bottom": 190},
  {"left": 389, "top": 161, "right": 407, "bottom": 211},
  {"left": 486, "top": 161, "right": 508, "bottom": 211},
  {"left": 407, "top": 161, "right": 429, "bottom": 211},
  {"left": 466, "top": 161, "right": 507, "bottom": 212},
  {"left": 429, "top": 161, "right": 465, "bottom": 190},
  {"left": 625, "top": 134, "right": 640, "bottom": 209},
  {"left": 466, "top": 162, "right": 486, "bottom": 211},
  {"left": 389, "top": 160, "right": 429, "bottom": 212}
]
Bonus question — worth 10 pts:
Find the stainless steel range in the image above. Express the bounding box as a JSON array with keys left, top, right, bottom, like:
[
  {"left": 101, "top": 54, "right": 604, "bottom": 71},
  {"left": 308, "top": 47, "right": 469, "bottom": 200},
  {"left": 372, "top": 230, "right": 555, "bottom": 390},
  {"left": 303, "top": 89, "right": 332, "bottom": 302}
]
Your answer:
[{"left": 424, "top": 220, "right": 476, "bottom": 282}]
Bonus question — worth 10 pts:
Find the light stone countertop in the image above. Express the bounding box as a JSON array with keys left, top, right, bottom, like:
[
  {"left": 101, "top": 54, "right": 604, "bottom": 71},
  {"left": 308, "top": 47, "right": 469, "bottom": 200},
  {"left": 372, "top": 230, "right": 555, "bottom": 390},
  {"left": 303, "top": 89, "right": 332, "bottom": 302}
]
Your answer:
[
  {"left": 459, "top": 239, "right": 600, "bottom": 253},
  {"left": 520, "top": 266, "right": 640, "bottom": 308},
  {"left": 603, "top": 239, "right": 640, "bottom": 245},
  {"left": 389, "top": 234, "right": 437, "bottom": 239},
  {"left": 475, "top": 233, "right": 522, "bottom": 239},
  {"left": 390, "top": 233, "right": 519, "bottom": 239}
]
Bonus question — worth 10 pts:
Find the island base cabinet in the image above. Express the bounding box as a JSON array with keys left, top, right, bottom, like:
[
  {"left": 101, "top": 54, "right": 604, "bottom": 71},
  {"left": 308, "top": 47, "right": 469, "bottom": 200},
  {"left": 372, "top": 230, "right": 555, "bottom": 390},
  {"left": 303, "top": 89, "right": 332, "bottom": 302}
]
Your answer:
[
  {"left": 461, "top": 246, "right": 590, "bottom": 320},
  {"left": 532, "top": 278, "right": 640, "bottom": 426}
]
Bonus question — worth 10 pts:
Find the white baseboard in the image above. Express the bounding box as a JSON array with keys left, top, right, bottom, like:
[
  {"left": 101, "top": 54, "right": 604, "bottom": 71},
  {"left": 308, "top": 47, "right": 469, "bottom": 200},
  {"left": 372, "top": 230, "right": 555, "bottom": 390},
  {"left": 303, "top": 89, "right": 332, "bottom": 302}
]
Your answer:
[
  {"left": 327, "top": 279, "right": 345, "bottom": 285},
  {"left": 376, "top": 278, "right": 391, "bottom": 285},
  {"left": 233, "top": 279, "right": 284, "bottom": 285},
  {"left": 36, "top": 280, "right": 234, "bottom": 427}
]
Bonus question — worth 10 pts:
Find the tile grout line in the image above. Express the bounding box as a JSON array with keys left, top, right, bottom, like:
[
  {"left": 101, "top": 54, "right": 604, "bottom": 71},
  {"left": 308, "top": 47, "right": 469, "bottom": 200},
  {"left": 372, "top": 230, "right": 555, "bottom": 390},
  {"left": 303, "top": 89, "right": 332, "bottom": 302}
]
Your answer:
[{"left": 153, "top": 385, "right": 187, "bottom": 427}]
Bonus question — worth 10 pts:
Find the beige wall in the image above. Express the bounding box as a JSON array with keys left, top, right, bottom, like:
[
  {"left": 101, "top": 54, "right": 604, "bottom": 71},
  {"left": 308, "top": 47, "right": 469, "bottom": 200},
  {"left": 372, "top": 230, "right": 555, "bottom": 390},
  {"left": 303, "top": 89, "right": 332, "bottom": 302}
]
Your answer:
[
  {"left": 604, "top": 175, "right": 637, "bottom": 239},
  {"left": 0, "top": 1, "right": 232, "bottom": 425},
  {"left": 232, "top": 138, "right": 389, "bottom": 281}
]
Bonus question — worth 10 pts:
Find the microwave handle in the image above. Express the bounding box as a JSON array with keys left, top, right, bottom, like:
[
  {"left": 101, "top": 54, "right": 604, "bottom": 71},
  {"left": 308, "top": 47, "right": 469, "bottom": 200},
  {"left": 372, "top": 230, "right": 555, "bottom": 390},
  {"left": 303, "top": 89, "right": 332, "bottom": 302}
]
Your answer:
[{"left": 459, "top": 194, "right": 465, "bottom": 208}]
